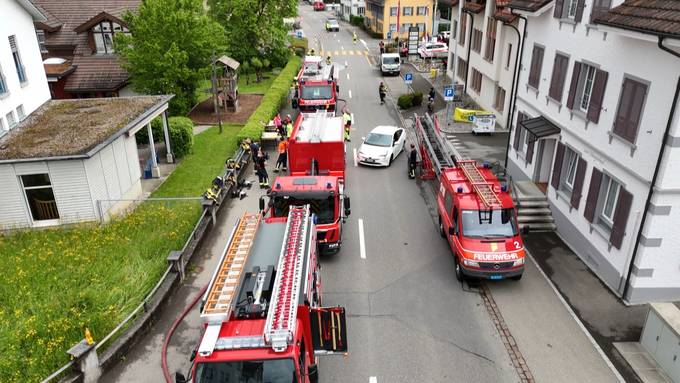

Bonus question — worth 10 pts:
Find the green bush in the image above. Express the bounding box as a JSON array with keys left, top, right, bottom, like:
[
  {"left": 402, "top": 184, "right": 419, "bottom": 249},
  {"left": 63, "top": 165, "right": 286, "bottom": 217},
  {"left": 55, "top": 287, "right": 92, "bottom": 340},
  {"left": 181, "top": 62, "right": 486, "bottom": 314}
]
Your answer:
[
  {"left": 135, "top": 117, "right": 163, "bottom": 145},
  {"left": 237, "top": 55, "right": 302, "bottom": 143},
  {"left": 412, "top": 92, "right": 424, "bottom": 106},
  {"left": 397, "top": 94, "right": 414, "bottom": 109},
  {"left": 289, "top": 37, "right": 308, "bottom": 58},
  {"left": 350, "top": 15, "right": 364, "bottom": 27},
  {"left": 168, "top": 116, "right": 194, "bottom": 158}
]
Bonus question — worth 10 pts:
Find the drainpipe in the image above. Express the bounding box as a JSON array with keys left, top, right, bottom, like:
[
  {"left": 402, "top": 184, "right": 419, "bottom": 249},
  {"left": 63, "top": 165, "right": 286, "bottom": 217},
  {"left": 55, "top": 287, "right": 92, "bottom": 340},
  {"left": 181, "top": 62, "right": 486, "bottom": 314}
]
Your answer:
[
  {"left": 503, "top": 12, "right": 527, "bottom": 170},
  {"left": 463, "top": 10, "right": 474, "bottom": 93},
  {"left": 622, "top": 37, "right": 680, "bottom": 302}
]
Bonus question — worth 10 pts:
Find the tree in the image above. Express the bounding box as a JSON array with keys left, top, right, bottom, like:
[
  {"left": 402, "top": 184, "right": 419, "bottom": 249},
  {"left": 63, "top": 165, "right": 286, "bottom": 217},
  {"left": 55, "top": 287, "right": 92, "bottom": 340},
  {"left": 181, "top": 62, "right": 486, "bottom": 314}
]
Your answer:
[
  {"left": 208, "top": 0, "right": 297, "bottom": 67},
  {"left": 116, "top": 0, "right": 225, "bottom": 115}
]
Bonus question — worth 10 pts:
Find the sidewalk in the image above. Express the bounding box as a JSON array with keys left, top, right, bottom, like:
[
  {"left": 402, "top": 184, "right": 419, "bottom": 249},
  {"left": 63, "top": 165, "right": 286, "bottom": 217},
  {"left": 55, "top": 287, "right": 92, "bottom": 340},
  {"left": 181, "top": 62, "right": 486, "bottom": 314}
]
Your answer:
[{"left": 524, "top": 231, "right": 649, "bottom": 382}]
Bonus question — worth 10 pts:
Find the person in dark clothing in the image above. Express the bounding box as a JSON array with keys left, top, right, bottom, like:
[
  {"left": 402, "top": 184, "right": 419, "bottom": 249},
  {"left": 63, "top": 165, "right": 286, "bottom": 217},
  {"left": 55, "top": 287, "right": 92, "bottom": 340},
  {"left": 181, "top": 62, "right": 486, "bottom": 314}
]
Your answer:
[
  {"left": 255, "top": 148, "right": 269, "bottom": 188},
  {"left": 379, "top": 82, "right": 387, "bottom": 105},
  {"left": 428, "top": 87, "right": 436, "bottom": 103},
  {"left": 379, "top": 40, "right": 385, "bottom": 55},
  {"left": 408, "top": 144, "right": 418, "bottom": 179}
]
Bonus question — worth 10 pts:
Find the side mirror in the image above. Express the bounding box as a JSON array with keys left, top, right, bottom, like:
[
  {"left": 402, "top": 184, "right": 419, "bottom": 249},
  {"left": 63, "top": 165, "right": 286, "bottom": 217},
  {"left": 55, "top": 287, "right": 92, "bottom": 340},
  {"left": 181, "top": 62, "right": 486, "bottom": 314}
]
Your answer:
[
  {"left": 448, "top": 226, "right": 455, "bottom": 236},
  {"left": 190, "top": 349, "right": 197, "bottom": 362},
  {"left": 336, "top": 85, "right": 340, "bottom": 92},
  {"left": 175, "top": 372, "right": 187, "bottom": 383},
  {"left": 308, "top": 364, "right": 319, "bottom": 383},
  {"left": 344, "top": 196, "right": 351, "bottom": 210},
  {"left": 259, "top": 196, "right": 265, "bottom": 212}
]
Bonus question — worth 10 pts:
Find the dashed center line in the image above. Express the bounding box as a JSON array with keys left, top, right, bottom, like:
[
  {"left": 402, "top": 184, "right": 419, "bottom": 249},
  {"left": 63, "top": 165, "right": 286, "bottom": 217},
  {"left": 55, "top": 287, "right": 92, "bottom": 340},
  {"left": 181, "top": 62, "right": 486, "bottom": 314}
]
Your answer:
[
  {"left": 341, "top": 45, "right": 344, "bottom": 51},
  {"left": 353, "top": 148, "right": 358, "bottom": 167},
  {"left": 369, "top": 377, "right": 377, "bottom": 383},
  {"left": 347, "top": 73, "right": 350, "bottom": 80},
  {"left": 348, "top": 90, "right": 352, "bottom": 99},
  {"left": 358, "top": 219, "right": 366, "bottom": 259}
]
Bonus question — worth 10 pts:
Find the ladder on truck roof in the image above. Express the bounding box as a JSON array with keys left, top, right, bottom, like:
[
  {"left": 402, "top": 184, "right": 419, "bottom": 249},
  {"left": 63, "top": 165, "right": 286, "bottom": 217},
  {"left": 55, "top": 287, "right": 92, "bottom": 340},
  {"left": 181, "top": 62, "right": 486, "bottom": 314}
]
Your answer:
[
  {"left": 199, "top": 212, "right": 261, "bottom": 356},
  {"left": 300, "top": 110, "right": 332, "bottom": 143},
  {"left": 264, "top": 205, "right": 311, "bottom": 352},
  {"left": 457, "top": 160, "right": 503, "bottom": 208}
]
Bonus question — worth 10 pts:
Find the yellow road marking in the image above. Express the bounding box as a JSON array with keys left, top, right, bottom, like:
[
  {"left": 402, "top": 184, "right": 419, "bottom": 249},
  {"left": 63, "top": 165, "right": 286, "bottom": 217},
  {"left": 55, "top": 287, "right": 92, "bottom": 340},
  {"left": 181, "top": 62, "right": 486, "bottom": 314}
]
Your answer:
[
  {"left": 335, "top": 50, "right": 340, "bottom": 56},
  {"left": 348, "top": 50, "right": 355, "bottom": 55}
]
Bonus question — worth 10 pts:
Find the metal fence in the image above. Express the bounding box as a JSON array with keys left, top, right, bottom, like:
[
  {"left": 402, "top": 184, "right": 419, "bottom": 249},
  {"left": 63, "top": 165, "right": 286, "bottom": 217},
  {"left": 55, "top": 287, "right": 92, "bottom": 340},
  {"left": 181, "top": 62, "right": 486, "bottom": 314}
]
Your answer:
[{"left": 41, "top": 146, "right": 250, "bottom": 383}]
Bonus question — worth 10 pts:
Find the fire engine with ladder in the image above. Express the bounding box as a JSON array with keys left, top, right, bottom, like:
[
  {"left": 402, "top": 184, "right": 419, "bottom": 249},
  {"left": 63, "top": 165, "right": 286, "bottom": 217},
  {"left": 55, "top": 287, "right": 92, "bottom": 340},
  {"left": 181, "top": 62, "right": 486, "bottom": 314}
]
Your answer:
[
  {"left": 262, "top": 111, "right": 350, "bottom": 255},
  {"left": 414, "top": 114, "right": 525, "bottom": 281},
  {"left": 293, "top": 55, "right": 340, "bottom": 113},
  {"left": 178, "top": 205, "right": 347, "bottom": 383}
]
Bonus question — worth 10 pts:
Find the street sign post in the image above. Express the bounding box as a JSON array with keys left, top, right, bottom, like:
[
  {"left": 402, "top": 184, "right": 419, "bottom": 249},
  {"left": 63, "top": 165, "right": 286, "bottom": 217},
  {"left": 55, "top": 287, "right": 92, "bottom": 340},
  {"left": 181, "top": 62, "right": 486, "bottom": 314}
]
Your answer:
[
  {"left": 444, "top": 84, "right": 455, "bottom": 126},
  {"left": 408, "top": 26, "right": 419, "bottom": 56},
  {"left": 404, "top": 73, "right": 413, "bottom": 84},
  {"left": 443, "top": 86, "right": 454, "bottom": 101}
]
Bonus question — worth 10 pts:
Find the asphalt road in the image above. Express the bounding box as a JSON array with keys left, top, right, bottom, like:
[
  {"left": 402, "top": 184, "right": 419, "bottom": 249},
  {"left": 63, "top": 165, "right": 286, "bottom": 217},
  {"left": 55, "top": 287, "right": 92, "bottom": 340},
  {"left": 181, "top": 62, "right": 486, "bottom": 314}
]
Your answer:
[{"left": 100, "top": 4, "right": 621, "bottom": 383}]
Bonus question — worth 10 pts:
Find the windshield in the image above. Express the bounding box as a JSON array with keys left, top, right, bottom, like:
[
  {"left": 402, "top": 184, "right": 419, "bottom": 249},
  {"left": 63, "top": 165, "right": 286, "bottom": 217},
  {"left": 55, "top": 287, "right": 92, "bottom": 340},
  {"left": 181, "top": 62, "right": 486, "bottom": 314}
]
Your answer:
[
  {"left": 461, "top": 208, "right": 518, "bottom": 238},
  {"left": 382, "top": 56, "right": 400, "bottom": 65},
  {"left": 194, "top": 358, "right": 296, "bottom": 383},
  {"left": 272, "top": 195, "right": 335, "bottom": 224},
  {"left": 364, "top": 133, "right": 392, "bottom": 147},
  {"left": 301, "top": 85, "right": 332, "bottom": 100}
]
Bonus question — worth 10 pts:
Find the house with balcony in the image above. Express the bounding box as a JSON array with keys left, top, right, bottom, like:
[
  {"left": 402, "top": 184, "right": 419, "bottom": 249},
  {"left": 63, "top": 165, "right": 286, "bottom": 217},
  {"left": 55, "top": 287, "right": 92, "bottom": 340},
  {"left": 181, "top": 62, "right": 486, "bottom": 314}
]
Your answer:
[
  {"left": 0, "top": 0, "right": 51, "bottom": 134},
  {"left": 446, "top": 0, "right": 521, "bottom": 129},
  {"left": 365, "top": 0, "right": 434, "bottom": 40},
  {"left": 32, "top": 0, "right": 140, "bottom": 99},
  {"left": 506, "top": 0, "right": 680, "bottom": 303}
]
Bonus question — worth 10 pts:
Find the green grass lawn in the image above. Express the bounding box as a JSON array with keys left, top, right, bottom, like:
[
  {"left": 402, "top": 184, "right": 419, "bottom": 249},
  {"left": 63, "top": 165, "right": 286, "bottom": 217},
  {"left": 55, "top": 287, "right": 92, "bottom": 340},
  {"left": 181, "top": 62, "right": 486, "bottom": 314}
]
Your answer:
[
  {"left": 195, "top": 70, "right": 277, "bottom": 103},
  {"left": 0, "top": 126, "right": 240, "bottom": 382}
]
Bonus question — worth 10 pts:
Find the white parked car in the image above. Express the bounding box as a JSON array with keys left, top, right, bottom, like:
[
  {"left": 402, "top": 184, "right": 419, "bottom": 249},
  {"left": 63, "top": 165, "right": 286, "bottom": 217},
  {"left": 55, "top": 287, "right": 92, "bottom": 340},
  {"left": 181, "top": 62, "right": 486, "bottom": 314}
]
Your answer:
[
  {"left": 357, "top": 126, "right": 406, "bottom": 167},
  {"left": 418, "top": 42, "right": 448, "bottom": 59}
]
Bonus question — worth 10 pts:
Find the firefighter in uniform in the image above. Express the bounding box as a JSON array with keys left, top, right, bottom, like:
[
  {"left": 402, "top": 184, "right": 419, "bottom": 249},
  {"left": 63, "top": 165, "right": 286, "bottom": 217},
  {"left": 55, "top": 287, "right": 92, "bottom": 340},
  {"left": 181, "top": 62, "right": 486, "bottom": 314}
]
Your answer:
[
  {"left": 408, "top": 144, "right": 418, "bottom": 179},
  {"left": 326, "top": 55, "right": 332, "bottom": 66},
  {"left": 343, "top": 110, "right": 352, "bottom": 142},
  {"left": 352, "top": 30, "right": 357, "bottom": 44}
]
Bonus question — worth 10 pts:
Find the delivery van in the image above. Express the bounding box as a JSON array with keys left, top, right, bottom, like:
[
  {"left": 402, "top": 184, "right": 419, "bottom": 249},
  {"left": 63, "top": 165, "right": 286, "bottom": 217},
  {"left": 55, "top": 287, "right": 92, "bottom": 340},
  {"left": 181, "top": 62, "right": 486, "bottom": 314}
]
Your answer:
[{"left": 380, "top": 53, "right": 401, "bottom": 75}]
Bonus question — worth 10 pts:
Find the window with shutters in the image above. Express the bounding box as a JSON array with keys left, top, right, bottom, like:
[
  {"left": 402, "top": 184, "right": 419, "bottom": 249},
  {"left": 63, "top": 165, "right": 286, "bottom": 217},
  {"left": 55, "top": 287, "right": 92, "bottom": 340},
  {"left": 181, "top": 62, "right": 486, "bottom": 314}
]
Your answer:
[
  {"left": 460, "top": 14, "right": 467, "bottom": 47},
  {"left": 566, "top": 0, "right": 578, "bottom": 18},
  {"left": 590, "top": 0, "right": 612, "bottom": 22},
  {"left": 598, "top": 174, "right": 620, "bottom": 228},
  {"left": 579, "top": 64, "right": 596, "bottom": 112},
  {"left": 528, "top": 45, "right": 544, "bottom": 89},
  {"left": 612, "top": 77, "right": 648, "bottom": 144},
  {"left": 8, "top": 36, "right": 27, "bottom": 84},
  {"left": 567, "top": 62, "right": 608, "bottom": 122},
  {"left": 403, "top": 6, "right": 414, "bottom": 16},
  {"left": 6, "top": 111, "right": 17, "bottom": 129},
  {"left": 16, "top": 105, "right": 25, "bottom": 121},
  {"left": 562, "top": 148, "right": 579, "bottom": 191},
  {"left": 471, "top": 68, "right": 483, "bottom": 93},
  {"left": 36, "top": 30, "right": 48, "bottom": 53},
  {"left": 417, "top": 6, "right": 429, "bottom": 15},
  {"left": 457, "top": 58, "right": 468, "bottom": 80},
  {"left": 484, "top": 17, "right": 497, "bottom": 62},
  {"left": 493, "top": 85, "right": 506, "bottom": 111},
  {"left": 390, "top": 6, "right": 398, "bottom": 16},
  {"left": 549, "top": 53, "right": 569, "bottom": 102},
  {"left": 472, "top": 29, "right": 482, "bottom": 53},
  {"left": 0, "top": 63, "right": 7, "bottom": 95}
]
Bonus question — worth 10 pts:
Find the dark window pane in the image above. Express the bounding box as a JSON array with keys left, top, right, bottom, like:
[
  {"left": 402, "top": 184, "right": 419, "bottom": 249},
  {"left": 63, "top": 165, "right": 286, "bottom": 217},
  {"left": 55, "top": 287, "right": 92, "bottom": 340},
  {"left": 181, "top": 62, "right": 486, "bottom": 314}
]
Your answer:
[
  {"left": 25, "top": 187, "right": 59, "bottom": 221},
  {"left": 22, "top": 173, "right": 52, "bottom": 187}
]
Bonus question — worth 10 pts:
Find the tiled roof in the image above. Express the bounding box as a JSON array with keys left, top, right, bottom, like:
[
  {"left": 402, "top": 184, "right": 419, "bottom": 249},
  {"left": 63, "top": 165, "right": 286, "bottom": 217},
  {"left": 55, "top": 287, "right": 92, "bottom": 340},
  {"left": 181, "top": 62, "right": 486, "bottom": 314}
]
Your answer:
[
  {"left": 593, "top": 0, "right": 680, "bottom": 38},
  {"left": 33, "top": 0, "right": 140, "bottom": 92},
  {"left": 463, "top": 2, "right": 486, "bottom": 14},
  {"left": 0, "top": 96, "right": 170, "bottom": 160},
  {"left": 44, "top": 61, "right": 75, "bottom": 78},
  {"left": 507, "top": 0, "right": 553, "bottom": 12},
  {"left": 64, "top": 55, "right": 129, "bottom": 92},
  {"left": 494, "top": 9, "right": 519, "bottom": 23}
]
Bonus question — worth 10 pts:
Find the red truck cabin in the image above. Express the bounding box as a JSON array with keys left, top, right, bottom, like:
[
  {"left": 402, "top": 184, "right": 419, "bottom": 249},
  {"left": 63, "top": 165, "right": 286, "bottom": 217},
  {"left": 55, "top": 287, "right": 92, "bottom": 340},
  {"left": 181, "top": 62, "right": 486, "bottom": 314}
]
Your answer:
[
  {"left": 288, "top": 113, "right": 345, "bottom": 180},
  {"left": 437, "top": 166, "right": 525, "bottom": 281},
  {"left": 296, "top": 56, "right": 339, "bottom": 113},
  {"left": 268, "top": 176, "right": 348, "bottom": 254}
]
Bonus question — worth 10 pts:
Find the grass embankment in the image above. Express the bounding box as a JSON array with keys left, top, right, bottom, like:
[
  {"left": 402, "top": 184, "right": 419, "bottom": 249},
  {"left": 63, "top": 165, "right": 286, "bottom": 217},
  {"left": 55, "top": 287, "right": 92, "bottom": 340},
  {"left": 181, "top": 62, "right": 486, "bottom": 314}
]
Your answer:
[
  {"left": 195, "top": 70, "right": 277, "bottom": 103},
  {"left": 0, "top": 126, "right": 240, "bottom": 382}
]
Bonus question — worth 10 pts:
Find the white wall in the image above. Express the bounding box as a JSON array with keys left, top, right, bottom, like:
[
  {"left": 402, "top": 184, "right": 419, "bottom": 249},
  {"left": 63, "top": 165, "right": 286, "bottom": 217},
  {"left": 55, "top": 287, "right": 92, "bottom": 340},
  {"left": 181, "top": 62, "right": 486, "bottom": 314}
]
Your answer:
[
  {"left": 0, "top": 0, "right": 50, "bottom": 133},
  {"left": 507, "top": 2, "right": 680, "bottom": 302}
]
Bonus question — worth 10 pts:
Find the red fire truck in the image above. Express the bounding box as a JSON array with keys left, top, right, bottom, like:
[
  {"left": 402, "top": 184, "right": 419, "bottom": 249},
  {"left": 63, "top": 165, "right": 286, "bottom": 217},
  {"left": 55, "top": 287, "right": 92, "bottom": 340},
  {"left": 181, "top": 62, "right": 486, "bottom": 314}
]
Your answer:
[
  {"left": 415, "top": 114, "right": 525, "bottom": 281},
  {"left": 177, "top": 205, "right": 347, "bottom": 383},
  {"left": 263, "top": 112, "right": 349, "bottom": 254},
  {"left": 293, "top": 55, "right": 340, "bottom": 113}
]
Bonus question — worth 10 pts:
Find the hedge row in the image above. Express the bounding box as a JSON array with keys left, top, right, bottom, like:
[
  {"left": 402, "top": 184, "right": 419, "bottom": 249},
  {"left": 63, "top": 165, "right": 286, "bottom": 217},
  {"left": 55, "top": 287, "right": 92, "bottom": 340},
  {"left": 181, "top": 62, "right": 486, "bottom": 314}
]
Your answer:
[{"left": 236, "top": 55, "right": 301, "bottom": 143}]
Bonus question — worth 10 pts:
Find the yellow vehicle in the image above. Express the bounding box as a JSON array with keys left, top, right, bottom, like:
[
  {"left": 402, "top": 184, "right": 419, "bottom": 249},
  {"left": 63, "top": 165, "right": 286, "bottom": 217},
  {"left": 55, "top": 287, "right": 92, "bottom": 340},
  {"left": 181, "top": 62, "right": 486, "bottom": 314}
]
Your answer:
[{"left": 325, "top": 18, "right": 340, "bottom": 32}]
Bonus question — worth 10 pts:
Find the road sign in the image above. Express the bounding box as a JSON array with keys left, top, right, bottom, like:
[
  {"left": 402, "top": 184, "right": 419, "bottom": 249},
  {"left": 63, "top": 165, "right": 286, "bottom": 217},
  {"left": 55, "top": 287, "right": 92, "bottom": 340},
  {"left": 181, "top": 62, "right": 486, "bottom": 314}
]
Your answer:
[
  {"left": 444, "top": 85, "right": 454, "bottom": 101},
  {"left": 387, "top": 31, "right": 392, "bottom": 40},
  {"left": 408, "top": 26, "right": 419, "bottom": 55},
  {"left": 404, "top": 73, "right": 413, "bottom": 84},
  {"left": 296, "top": 30, "right": 303, "bottom": 38},
  {"left": 472, "top": 114, "right": 496, "bottom": 134}
]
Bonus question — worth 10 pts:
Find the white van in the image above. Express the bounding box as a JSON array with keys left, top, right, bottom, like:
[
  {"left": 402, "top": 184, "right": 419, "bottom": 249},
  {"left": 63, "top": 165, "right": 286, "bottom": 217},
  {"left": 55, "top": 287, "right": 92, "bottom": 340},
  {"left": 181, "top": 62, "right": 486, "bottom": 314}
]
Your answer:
[{"left": 380, "top": 53, "right": 401, "bottom": 76}]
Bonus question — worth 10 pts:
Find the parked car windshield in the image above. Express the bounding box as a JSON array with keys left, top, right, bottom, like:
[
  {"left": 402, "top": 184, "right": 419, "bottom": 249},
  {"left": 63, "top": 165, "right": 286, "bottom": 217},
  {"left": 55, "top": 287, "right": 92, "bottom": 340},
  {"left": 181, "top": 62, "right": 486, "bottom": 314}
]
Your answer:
[
  {"left": 461, "top": 208, "right": 518, "bottom": 238},
  {"left": 301, "top": 85, "right": 333, "bottom": 100},
  {"left": 194, "top": 358, "right": 296, "bottom": 383},
  {"left": 364, "top": 133, "right": 393, "bottom": 147},
  {"left": 272, "top": 195, "right": 335, "bottom": 224},
  {"left": 382, "top": 56, "right": 400, "bottom": 64}
]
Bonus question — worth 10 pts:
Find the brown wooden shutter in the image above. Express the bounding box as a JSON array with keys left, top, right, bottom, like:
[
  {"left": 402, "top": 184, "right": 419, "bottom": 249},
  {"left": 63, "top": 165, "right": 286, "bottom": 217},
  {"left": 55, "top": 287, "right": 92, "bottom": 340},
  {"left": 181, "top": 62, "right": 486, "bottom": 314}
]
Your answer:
[
  {"left": 609, "top": 188, "right": 632, "bottom": 249},
  {"left": 549, "top": 54, "right": 568, "bottom": 101},
  {"left": 570, "top": 157, "right": 587, "bottom": 209},
  {"left": 551, "top": 142, "right": 565, "bottom": 189},
  {"left": 566, "top": 62, "right": 582, "bottom": 110},
  {"left": 586, "top": 69, "right": 608, "bottom": 123},
  {"left": 574, "top": 0, "right": 586, "bottom": 22},
  {"left": 526, "top": 138, "right": 535, "bottom": 164},
  {"left": 529, "top": 46, "right": 544, "bottom": 88},
  {"left": 554, "top": 0, "right": 564, "bottom": 18},
  {"left": 583, "top": 168, "right": 602, "bottom": 222},
  {"left": 513, "top": 112, "right": 525, "bottom": 150},
  {"left": 614, "top": 78, "right": 648, "bottom": 143},
  {"left": 613, "top": 78, "right": 633, "bottom": 138}
]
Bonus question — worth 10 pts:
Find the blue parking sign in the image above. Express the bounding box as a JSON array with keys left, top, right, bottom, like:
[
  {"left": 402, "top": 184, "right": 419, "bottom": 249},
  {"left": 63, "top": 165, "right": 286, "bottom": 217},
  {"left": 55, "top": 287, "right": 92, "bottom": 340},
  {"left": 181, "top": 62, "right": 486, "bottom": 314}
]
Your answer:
[
  {"left": 404, "top": 73, "right": 413, "bottom": 84},
  {"left": 444, "top": 86, "right": 454, "bottom": 101}
]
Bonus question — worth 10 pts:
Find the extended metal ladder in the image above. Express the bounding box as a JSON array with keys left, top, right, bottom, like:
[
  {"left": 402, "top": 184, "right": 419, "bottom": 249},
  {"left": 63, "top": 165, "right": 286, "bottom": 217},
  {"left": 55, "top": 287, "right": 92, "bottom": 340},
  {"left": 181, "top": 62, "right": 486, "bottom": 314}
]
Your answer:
[
  {"left": 198, "top": 212, "right": 261, "bottom": 356},
  {"left": 307, "top": 110, "right": 331, "bottom": 143},
  {"left": 415, "top": 113, "right": 456, "bottom": 179},
  {"left": 264, "top": 205, "right": 311, "bottom": 352},
  {"left": 457, "top": 160, "right": 502, "bottom": 208}
]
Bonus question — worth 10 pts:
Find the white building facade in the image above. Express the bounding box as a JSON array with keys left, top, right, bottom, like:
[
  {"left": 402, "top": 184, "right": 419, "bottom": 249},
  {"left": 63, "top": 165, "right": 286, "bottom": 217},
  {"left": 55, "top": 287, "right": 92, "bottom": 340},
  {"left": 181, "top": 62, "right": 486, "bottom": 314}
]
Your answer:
[
  {"left": 506, "top": 0, "right": 680, "bottom": 303},
  {"left": 0, "top": 0, "right": 50, "bottom": 134},
  {"left": 447, "top": 1, "right": 520, "bottom": 129},
  {"left": 340, "top": 0, "right": 366, "bottom": 21}
]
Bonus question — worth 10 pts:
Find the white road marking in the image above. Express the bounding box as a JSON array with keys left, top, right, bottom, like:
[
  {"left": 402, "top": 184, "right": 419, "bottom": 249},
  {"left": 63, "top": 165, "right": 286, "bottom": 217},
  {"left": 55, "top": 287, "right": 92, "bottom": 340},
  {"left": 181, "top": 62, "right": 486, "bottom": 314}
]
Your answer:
[
  {"left": 345, "top": 60, "right": 348, "bottom": 66},
  {"left": 341, "top": 45, "right": 344, "bottom": 51},
  {"left": 348, "top": 90, "right": 352, "bottom": 99},
  {"left": 358, "top": 219, "right": 366, "bottom": 259},
  {"left": 337, "top": 39, "right": 341, "bottom": 43},
  {"left": 361, "top": 39, "right": 368, "bottom": 50},
  {"left": 347, "top": 73, "right": 350, "bottom": 80},
  {"left": 369, "top": 377, "right": 377, "bottom": 383},
  {"left": 353, "top": 148, "right": 358, "bottom": 167}
]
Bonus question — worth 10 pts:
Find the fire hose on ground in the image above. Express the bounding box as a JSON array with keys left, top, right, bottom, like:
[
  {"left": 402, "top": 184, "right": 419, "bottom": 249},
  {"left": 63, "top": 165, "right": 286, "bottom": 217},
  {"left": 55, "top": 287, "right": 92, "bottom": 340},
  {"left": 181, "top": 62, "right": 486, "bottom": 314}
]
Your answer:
[{"left": 161, "top": 283, "right": 209, "bottom": 383}]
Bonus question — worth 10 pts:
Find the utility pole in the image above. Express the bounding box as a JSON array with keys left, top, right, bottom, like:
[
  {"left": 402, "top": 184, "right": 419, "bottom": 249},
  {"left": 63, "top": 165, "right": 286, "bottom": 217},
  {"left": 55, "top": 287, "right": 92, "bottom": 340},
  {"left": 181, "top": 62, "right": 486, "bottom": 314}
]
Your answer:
[
  {"left": 211, "top": 51, "right": 223, "bottom": 134},
  {"left": 432, "top": 0, "right": 439, "bottom": 38}
]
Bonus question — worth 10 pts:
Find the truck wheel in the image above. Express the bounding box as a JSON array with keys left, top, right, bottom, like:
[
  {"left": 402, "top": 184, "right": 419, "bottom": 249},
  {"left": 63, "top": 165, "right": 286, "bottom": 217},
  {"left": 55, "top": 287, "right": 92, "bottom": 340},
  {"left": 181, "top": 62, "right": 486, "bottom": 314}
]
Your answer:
[
  {"left": 511, "top": 274, "right": 523, "bottom": 281},
  {"left": 454, "top": 257, "right": 464, "bottom": 282},
  {"left": 438, "top": 216, "right": 446, "bottom": 238}
]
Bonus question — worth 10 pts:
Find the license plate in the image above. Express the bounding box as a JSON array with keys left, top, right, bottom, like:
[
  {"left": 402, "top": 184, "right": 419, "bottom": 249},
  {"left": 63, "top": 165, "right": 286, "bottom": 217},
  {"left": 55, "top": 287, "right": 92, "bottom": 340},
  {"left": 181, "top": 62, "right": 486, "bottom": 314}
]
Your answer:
[{"left": 489, "top": 275, "right": 503, "bottom": 280}]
